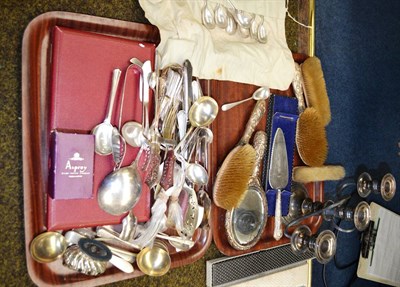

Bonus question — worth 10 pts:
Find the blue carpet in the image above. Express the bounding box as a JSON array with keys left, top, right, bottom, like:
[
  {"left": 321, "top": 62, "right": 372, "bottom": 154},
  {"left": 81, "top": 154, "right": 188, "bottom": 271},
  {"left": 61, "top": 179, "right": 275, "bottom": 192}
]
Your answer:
[{"left": 313, "top": 1, "right": 400, "bottom": 286}]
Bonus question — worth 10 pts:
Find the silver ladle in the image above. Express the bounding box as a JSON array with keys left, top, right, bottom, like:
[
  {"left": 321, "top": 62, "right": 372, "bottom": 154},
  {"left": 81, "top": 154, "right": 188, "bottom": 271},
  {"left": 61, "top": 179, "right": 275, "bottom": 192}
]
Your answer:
[
  {"left": 221, "top": 86, "right": 270, "bottom": 111},
  {"left": 92, "top": 69, "right": 121, "bottom": 155}
]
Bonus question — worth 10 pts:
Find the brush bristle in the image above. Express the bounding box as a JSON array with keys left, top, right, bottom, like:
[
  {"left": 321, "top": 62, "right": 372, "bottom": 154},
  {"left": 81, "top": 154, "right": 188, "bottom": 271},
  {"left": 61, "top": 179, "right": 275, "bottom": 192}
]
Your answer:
[
  {"left": 293, "top": 165, "right": 345, "bottom": 183},
  {"left": 296, "top": 107, "right": 328, "bottom": 166},
  {"left": 301, "top": 57, "right": 331, "bottom": 127},
  {"left": 213, "top": 144, "right": 256, "bottom": 210}
]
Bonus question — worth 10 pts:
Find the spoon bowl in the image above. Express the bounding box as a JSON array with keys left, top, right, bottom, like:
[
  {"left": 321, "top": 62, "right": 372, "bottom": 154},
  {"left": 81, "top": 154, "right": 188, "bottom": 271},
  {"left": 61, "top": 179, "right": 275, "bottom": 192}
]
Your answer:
[
  {"left": 250, "top": 17, "right": 259, "bottom": 40},
  {"left": 136, "top": 240, "right": 171, "bottom": 276},
  {"left": 201, "top": 0, "right": 215, "bottom": 29},
  {"left": 257, "top": 15, "right": 268, "bottom": 44},
  {"left": 226, "top": 0, "right": 254, "bottom": 29},
  {"left": 98, "top": 163, "right": 142, "bottom": 216},
  {"left": 122, "top": 121, "right": 144, "bottom": 147},
  {"left": 185, "top": 163, "right": 209, "bottom": 186},
  {"left": 225, "top": 11, "right": 237, "bottom": 35},
  {"left": 188, "top": 96, "right": 219, "bottom": 127},
  {"left": 30, "top": 232, "right": 67, "bottom": 263},
  {"left": 215, "top": 3, "right": 229, "bottom": 29}
]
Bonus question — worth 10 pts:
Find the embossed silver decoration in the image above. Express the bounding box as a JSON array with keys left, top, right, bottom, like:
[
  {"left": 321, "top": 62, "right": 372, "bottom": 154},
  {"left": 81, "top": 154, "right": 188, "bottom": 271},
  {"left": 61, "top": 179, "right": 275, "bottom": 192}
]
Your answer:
[
  {"left": 63, "top": 245, "right": 107, "bottom": 276},
  {"left": 292, "top": 63, "right": 306, "bottom": 112},
  {"left": 178, "top": 185, "right": 199, "bottom": 239}
]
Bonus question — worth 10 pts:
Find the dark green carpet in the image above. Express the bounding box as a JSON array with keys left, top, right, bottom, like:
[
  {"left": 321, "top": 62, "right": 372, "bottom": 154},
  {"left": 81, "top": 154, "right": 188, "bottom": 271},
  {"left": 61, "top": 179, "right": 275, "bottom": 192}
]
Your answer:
[{"left": 0, "top": 1, "right": 304, "bottom": 286}]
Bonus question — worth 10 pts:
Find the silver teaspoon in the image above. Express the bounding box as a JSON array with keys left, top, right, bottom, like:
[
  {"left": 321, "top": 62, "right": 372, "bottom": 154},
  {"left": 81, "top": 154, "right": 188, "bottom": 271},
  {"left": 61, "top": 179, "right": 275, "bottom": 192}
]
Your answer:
[{"left": 221, "top": 86, "right": 270, "bottom": 111}]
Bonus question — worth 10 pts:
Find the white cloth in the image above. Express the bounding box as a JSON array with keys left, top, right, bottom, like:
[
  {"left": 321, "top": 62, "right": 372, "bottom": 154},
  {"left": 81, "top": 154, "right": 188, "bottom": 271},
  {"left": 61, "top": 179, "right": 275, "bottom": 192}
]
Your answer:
[{"left": 139, "top": 0, "right": 294, "bottom": 90}]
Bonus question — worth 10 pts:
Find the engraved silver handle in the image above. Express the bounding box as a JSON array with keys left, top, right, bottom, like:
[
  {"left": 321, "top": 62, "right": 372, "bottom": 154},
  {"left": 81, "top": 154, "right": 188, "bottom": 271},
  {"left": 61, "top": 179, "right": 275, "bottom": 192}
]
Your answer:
[
  {"left": 239, "top": 100, "right": 266, "bottom": 145},
  {"left": 250, "top": 131, "right": 267, "bottom": 185},
  {"left": 273, "top": 189, "right": 283, "bottom": 240}
]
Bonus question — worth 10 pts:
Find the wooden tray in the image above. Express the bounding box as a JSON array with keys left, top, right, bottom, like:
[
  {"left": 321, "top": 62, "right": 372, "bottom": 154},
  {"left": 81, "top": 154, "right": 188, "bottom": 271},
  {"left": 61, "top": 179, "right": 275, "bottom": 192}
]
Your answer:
[
  {"left": 21, "top": 11, "right": 212, "bottom": 286},
  {"left": 204, "top": 53, "right": 324, "bottom": 256}
]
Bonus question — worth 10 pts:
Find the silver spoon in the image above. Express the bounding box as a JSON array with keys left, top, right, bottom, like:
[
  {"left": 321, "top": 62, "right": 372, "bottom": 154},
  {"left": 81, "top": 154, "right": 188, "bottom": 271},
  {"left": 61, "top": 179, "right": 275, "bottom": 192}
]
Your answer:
[
  {"left": 226, "top": 0, "right": 254, "bottom": 29},
  {"left": 225, "top": 11, "right": 237, "bottom": 35},
  {"left": 92, "top": 69, "right": 121, "bottom": 155},
  {"left": 97, "top": 153, "right": 143, "bottom": 216},
  {"left": 250, "top": 16, "right": 259, "bottom": 40},
  {"left": 214, "top": 3, "right": 229, "bottom": 29},
  {"left": 201, "top": 0, "right": 215, "bottom": 29},
  {"left": 257, "top": 15, "right": 268, "bottom": 44},
  {"left": 121, "top": 121, "right": 144, "bottom": 147},
  {"left": 185, "top": 163, "right": 209, "bottom": 186},
  {"left": 221, "top": 86, "right": 270, "bottom": 111}
]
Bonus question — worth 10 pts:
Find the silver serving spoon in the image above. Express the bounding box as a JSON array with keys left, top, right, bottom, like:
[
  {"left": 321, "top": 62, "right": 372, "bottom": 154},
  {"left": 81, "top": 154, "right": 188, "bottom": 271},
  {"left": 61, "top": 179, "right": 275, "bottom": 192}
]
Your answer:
[
  {"left": 97, "top": 153, "right": 143, "bottom": 215},
  {"left": 92, "top": 69, "right": 121, "bottom": 155},
  {"left": 221, "top": 86, "right": 270, "bottom": 111}
]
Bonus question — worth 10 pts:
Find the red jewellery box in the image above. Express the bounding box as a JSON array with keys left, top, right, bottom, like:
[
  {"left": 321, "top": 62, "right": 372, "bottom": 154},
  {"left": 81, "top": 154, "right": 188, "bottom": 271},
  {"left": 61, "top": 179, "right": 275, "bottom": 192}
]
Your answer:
[{"left": 47, "top": 25, "right": 156, "bottom": 230}]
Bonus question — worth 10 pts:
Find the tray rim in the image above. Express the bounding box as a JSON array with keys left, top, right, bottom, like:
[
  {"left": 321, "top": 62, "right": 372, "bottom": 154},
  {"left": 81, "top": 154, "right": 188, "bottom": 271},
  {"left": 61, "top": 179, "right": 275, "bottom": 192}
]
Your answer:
[{"left": 22, "top": 11, "right": 211, "bottom": 287}]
